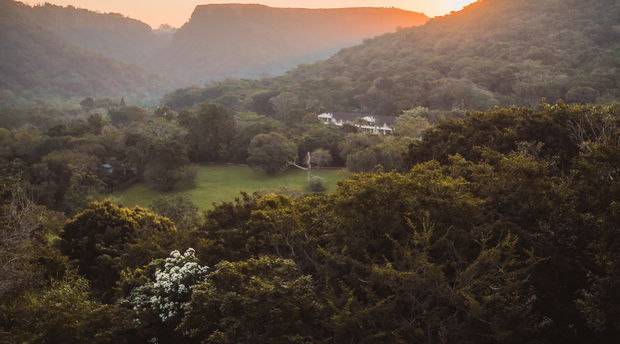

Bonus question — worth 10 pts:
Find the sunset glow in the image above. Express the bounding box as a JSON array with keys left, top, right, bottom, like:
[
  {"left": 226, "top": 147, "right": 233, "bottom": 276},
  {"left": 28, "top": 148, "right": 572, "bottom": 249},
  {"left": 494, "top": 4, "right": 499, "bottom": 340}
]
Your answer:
[{"left": 20, "top": 0, "right": 478, "bottom": 28}]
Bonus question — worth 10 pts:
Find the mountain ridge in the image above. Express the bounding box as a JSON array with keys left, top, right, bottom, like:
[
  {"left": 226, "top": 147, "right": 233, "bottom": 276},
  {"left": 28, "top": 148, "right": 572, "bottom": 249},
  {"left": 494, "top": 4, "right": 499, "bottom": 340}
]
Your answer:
[
  {"left": 0, "top": 0, "right": 166, "bottom": 107},
  {"left": 0, "top": 0, "right": 430, "bottom": 105},
  {"left": 155, "top": 3, "right": 429, "bottom": 84},
  {"left": 162, "top": 0, "right": 620, "bottom": 114}
]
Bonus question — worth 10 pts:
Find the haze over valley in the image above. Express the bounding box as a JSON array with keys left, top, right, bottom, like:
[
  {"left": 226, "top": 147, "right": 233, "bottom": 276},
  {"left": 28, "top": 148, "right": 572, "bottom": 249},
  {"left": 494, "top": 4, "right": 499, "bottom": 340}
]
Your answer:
[{"left": 0, "top": 0, "right": 428, "bottom": 105}]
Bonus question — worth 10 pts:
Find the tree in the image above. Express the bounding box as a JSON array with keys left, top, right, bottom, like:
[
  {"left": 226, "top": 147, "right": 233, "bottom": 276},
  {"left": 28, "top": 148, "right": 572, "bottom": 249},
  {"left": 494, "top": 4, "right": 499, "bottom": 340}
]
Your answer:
[
  {"left": 338, "top": 133, "right": 381, "bottom": 161},
  {"left": 124, "top": 249, "right": 208, "bottom": 341},
  {"left": 109, "top": 106, "right": 147, "bottom": 127},
  {"left": 149, "top": 195, "right": 201, "bottom": 231},
  {"left": 86, "top": 113, "right": 104, "bottom": 135},
  {"left": 179, "top": 256, "right": 326, "bottom": 343},
  {"left": 230, "top": 118, "right": 284, "bottom": 162},
  {"left": 345, "top": 147, "right": 378, "bottom": 172},
  {"left": 129, "top": 119, "right": 194, "bottom": 191},
  {"left": 565, "top": 86, "right": 599, "bottom": 104},
  {"left": 247, "top": 132, "right": 297, "bottom": 175},
  {"left": 374, "top": 135, "right": 412, "bottom": 171},
  {"left": 296, "top": 125, "right": 344, "bottom": 165},
  {"left": 0, "top": 183, "right": 47, "bottom": 301},
  {"left": 312, "top": 165, "right": 539, "bottom": 343},
  {"left": 79, "top": 97, "right": 95, "bottom": 112},
  {"left": 269, "top": 92, "right": 301, "bottom": 120},
  {"left": 309, "top": 148, "right": 332, "bottom": 169},
  {"left": 394, "top": 108, "right": 431, "bottom": 138},
  {"left": 60, "top": 200, "right": 177, "bottom": 301},
  {"left": 428, "top": 78, "right": 499, "bottom": 111},
  {"left": 571, "top": 133, "right": 620, "bottom": 337},
  {"left": 179, "top": 103, "right": 236, "bottom": 162},
  {"left": 5, "top": 276, "right": 135, "bottom": 344}
]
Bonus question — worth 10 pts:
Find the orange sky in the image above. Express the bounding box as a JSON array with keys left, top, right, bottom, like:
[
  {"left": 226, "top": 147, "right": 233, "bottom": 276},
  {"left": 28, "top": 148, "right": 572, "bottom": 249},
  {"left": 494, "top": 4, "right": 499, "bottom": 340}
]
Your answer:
[{"left": 21, "top": 1, "right": 477, "bottom": 28}]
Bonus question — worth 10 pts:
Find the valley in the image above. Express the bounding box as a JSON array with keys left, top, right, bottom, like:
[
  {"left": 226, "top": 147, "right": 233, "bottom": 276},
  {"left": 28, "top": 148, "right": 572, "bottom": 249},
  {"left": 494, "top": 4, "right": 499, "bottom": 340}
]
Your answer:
[
  {"left": 113, "top": 165, "right": 346, "bottom": 209},
  {"left": 1, "top": 0, "right": 619, "bottom": 343}
]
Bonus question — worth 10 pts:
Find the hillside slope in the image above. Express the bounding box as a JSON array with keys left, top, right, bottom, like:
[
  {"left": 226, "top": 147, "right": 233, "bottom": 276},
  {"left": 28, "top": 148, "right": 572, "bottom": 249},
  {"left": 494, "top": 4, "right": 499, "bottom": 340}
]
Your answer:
[
  {"left": 0, "top": 1, "right": 429, "bottom": 105},
  {"left": 25, "top": 3, "right": 173, "bottom": 67},
  {"left": 154, "top": 4, "right": 429, "bottom": 84},
  {"left": 163, "top": 0, "right": 620, "bottom": 114},
  {"left": 0, "top": 0, "right": 166, "bottom": 106}
]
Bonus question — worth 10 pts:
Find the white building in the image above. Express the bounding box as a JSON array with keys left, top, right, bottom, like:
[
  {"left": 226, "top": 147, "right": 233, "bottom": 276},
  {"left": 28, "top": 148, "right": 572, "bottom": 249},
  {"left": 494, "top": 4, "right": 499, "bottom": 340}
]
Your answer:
[{"left": 318, "top": 112, "right": 394, "bottom": 135}]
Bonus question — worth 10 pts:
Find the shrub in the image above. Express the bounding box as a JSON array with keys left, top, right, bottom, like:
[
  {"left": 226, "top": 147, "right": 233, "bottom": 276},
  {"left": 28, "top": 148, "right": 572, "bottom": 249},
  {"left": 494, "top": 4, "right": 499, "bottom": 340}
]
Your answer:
[{"left": 308, "top": 176, "right": 326, "bottom": 192}]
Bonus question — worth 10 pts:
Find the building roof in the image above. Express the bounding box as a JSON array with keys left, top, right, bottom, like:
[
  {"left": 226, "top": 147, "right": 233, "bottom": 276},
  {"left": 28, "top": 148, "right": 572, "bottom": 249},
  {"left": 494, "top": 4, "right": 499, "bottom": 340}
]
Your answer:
[{"left": 325, "top": 112, "right": 397, "bottom": 125}]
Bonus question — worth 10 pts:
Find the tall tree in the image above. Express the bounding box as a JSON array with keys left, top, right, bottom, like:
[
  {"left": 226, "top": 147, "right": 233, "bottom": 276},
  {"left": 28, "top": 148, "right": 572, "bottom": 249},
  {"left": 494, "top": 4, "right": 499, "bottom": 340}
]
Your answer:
[
  {"left": 247, "top": 132, "right": 298, "bottom": 175},
  {"left": 179, "top": 103, "right": 237, "bottom": 162},
  {"left": 60, "top": 200, "right": 177, "bottom": 301}
]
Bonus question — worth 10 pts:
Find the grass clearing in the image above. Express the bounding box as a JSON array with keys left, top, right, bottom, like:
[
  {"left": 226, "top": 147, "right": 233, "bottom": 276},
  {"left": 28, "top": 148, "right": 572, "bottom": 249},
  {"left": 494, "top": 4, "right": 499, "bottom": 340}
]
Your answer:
[{"left": 112, "top": 165, "right": 348, "bottom": 209}]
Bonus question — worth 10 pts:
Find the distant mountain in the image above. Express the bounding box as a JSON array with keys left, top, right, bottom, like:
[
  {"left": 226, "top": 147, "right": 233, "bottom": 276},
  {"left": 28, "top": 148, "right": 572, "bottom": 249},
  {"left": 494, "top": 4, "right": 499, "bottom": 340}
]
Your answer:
[
  {"left": 0, "top": 0, "right": 165, "bottom": 107},
  {"left": 25, "top": 3, "right": 173, "bottom": 67},
  {"left": 163, "top": 0, "right": 620, "bottom": 115},
  {"left": 0, "top": 1, "right": 429, "bottom": 106},
  {"left": 153, "top": 4, "right": 429, "bottom": 84}
]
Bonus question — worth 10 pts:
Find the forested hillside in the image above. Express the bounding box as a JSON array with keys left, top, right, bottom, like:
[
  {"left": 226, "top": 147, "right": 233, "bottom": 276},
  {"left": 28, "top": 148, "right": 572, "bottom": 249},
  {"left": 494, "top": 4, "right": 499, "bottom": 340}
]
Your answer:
[
  {"left": 0, "top": 0, "right": 165, "bottom": 107},
  {"left": 26, "top": 3, "right": 173, "bottom": 67},
  {"left": 1, "top": 0, "right": 619, "bottom": 342},
  {"left": 0, "top": 1, "right": 429, "bottom": 106},
  {"left": 163, "top": 0, "right": 620, "bottom": 115},
  {"left": 155, "top": 4, "right": 428, "bottom": 84},
  {"left": 2, "top": 102, "right": 619, "bottom": 343}
]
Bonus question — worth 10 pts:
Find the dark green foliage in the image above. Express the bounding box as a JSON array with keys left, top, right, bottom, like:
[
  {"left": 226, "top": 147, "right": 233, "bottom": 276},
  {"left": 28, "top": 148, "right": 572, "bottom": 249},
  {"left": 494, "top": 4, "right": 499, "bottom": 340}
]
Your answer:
[
  {"left": 149, "top": 195, "right": 201, "bottom": 231},
  {"left": 307, "top": 175, "right": 326, "bottom": 192},
  {"left": 2, "top": 276, "right": 136, "bottom": 344},
  {"left": 297, "top": 125, "right": 343, "bottom": 165},
  {"left": 184, "top": 166, "right": 539, "bottom": 343},
  {"left": 109, "top": 106, "right": 147, "bottom": 127},
  {"left": 247, "top": 132, "right": 298, "bottom": 175},
  {"left": 406, "top": 103, "right": 620, "bottom": 172},
  {"left": 163, "top": 0, "right": 620, "bottom": 116},
  {"left": 129, "top": 118, "right": 194, "bottom": 191},
  {"left": 60, "top": 200, "right": 177, "bottom": 301},
  {"left": 179, "top": 256, "right": 326, "bottom": 344},
  {"left": 231, "top": 117, "right": 285, "bottom": 162},
  {"left": 0, "top": 181, "right": 68, "bottom": 303},
  {"left": 192, "top": 192, "right": 298, "bottom": 265},
  {"left": 571, "top": 133, "right": 620, "bottom": 337},
  {"left": 0, "top": 0, "right": 165, "bottom": 106},
  {"left": 179, "top": 103, "right": 237, "bottom": 162},
  {"left": 2, "top": 103, "right": 620, "bottom": 342}
]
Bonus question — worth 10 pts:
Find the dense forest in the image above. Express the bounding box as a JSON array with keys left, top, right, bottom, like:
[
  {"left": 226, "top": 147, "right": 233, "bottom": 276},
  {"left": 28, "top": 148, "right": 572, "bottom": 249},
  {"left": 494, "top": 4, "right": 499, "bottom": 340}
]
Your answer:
[
  {"left": 1, "top": 0, "right": 620, "bottom": 342},
  {"left": 25, "top": 3, "right": 174, "bottom": 67},
  {"left": 0, "top": 0, "right": 427, "bottom": 107},
  {"left": 163, "top": 0, "right": 620, "bottom": 115},
  {"left": 0, "top": 96, "right": 432, "bottom": 212},
  {"left": 1, "top": 102, "right": 619, "bottom": 343},
  {"left": 0, "top": 0, "right": 166, "bottom": 107}
]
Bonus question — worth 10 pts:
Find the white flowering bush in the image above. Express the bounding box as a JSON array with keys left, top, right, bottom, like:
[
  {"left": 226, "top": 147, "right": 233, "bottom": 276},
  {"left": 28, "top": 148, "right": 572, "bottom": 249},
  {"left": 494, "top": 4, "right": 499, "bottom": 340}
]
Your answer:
[{"left": 127, "top": 248, "right": 208, "bottom": 324}]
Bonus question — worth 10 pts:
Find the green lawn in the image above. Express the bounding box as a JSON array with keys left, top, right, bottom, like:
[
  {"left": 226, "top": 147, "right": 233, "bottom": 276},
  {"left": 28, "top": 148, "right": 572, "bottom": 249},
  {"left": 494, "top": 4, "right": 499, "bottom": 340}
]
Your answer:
[{"left": 112, "top": 165, "right": 348, "bottom": 209}]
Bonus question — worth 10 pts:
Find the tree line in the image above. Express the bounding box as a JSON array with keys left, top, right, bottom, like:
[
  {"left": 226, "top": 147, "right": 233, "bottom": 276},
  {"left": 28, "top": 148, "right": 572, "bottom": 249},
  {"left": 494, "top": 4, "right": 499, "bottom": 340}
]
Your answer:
[
  {"left": 161, "top": 0, "right": 619, "bottom": 117},
  {"left": 0, "top": 99, "right": 436, "bottom": 214},
  {"left": 0, "top": 102, "right": 619, "bottom": 343}
]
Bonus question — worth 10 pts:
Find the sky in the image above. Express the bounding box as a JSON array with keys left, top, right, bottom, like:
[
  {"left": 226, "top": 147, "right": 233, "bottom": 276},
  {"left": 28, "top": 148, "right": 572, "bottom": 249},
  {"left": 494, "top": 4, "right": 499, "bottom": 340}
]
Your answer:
[{"left": 21, "top": 1, "right": 477, "bottom": 28}]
